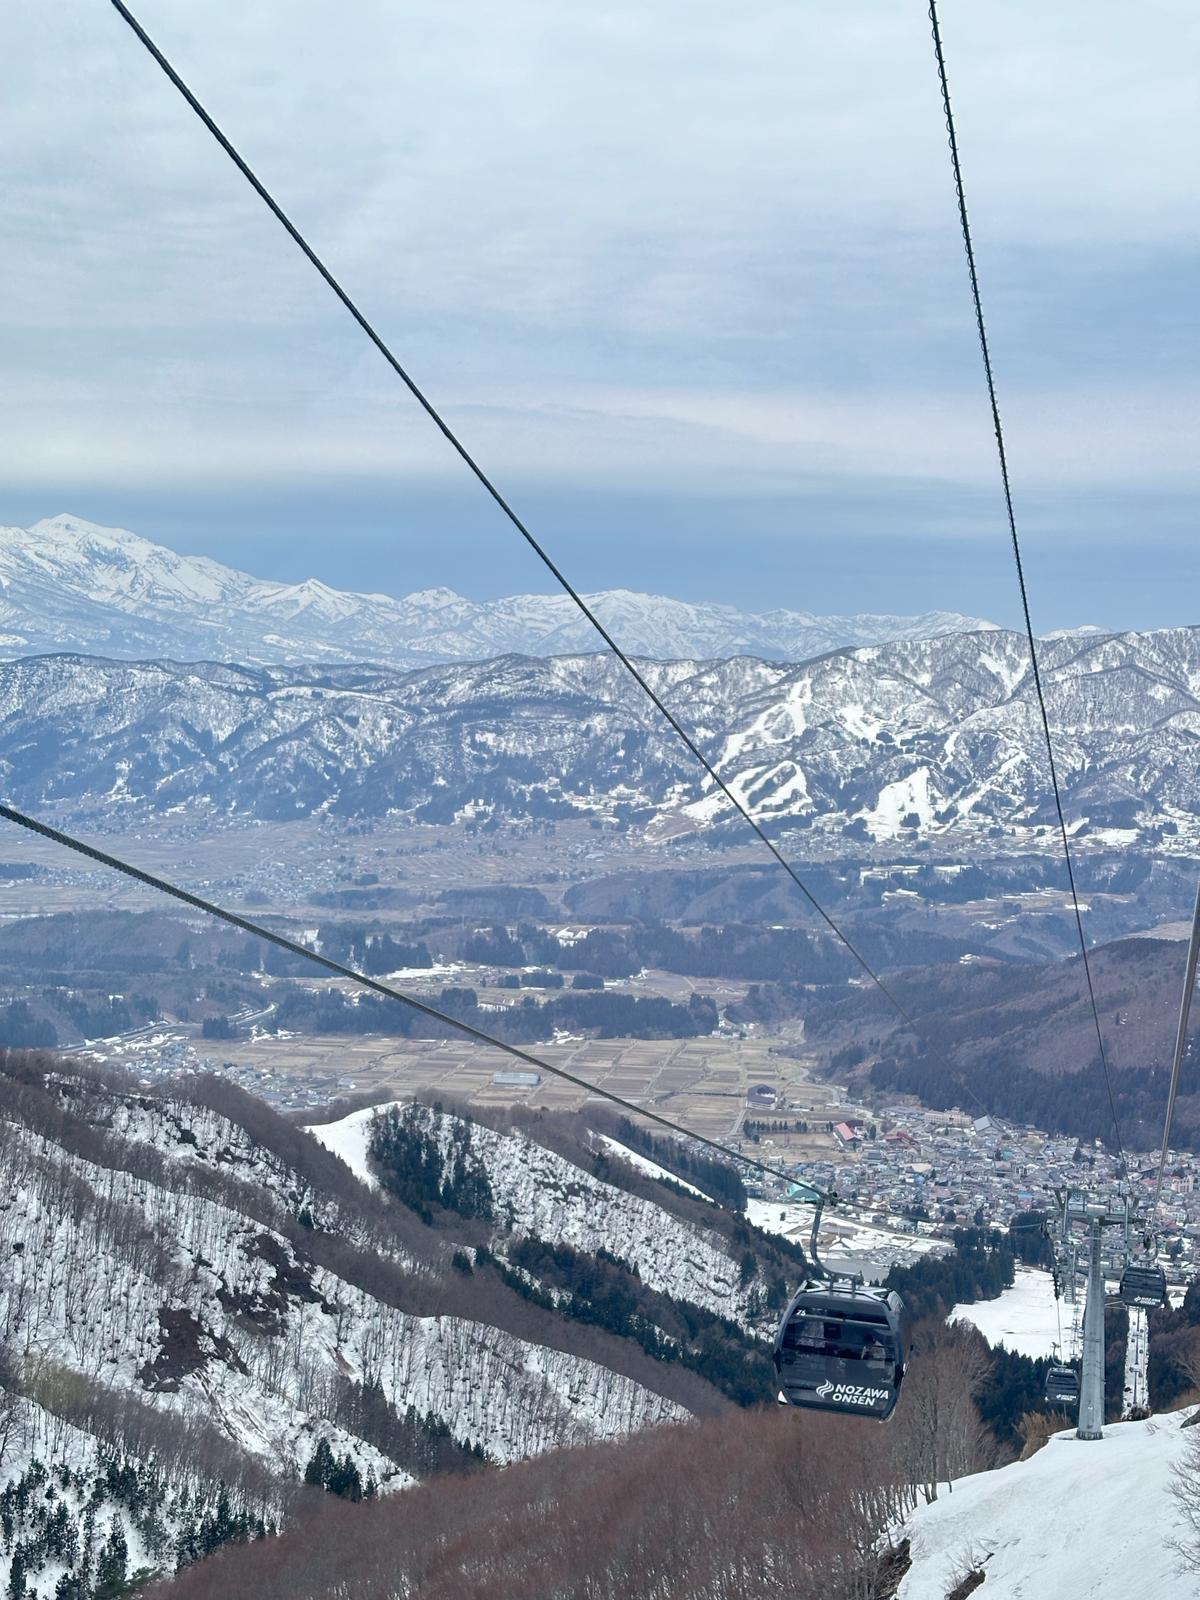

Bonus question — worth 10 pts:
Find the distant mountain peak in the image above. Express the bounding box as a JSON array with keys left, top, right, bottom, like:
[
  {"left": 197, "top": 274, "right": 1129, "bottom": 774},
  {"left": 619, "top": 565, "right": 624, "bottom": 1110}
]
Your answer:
[
  {"left": 28, "top": 513, "right": 159, "bottom": 555},
  {"left": 31, "top": 512, "right": 122, "bottom": 536},
  {"left": 403, "top": 586, "right": 463, "bottom": 604},
  {"left": 0, "top": 514, "right": 1000, "bottom": 668}
]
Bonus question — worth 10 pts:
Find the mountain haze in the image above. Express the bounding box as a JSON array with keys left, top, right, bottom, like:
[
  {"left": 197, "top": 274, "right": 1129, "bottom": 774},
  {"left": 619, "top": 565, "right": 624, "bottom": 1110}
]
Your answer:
[{"left": 0, "top": 516, "right": 994, "bottom": 667}]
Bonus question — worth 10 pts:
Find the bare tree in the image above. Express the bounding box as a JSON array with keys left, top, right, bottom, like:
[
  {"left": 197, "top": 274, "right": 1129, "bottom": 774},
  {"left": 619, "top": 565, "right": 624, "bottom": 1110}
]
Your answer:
[
  {"left": 0, "top": 1337, "right": 19, "bottom": 1469},
  {"left": 1169, "top": 1415, "right": 1200, "bottom": 1572},
  {"left": 893, "top": 1320, "right": 993, "bottom": 1504}
]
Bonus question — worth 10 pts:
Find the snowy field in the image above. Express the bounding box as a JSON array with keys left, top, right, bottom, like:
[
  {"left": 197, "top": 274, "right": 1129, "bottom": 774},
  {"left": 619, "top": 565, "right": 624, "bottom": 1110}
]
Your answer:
[
  {"left": 746, "top": 1197, "right": 821, "bottom": 1249},
  {"left": 596, "top": 1135, "right": 714, "bottom": 1201},
  {"left": 305, "top": 1102, "right": 398, "bottom": 1190},
  {"left": 898, "top": 1409, "right": 1198, "bottom": 1599},
  {"left": 746, "top": 1199, "right": 947, "bottom": 1280},
  {"left": 950, "top": 1267, "right": 1064, "bottom": 1358}
]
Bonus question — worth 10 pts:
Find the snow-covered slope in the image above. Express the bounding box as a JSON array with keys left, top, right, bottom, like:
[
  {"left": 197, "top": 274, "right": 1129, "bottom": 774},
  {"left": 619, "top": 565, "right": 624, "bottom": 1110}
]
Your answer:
[
  {"left": 0, "top": 1387, "right": 279, "bottom": 1596},
  {"left": 0, "top": 1110, "right": 672, "bottom": 1477},
  {"left": 0, "top": 515, "right": 993, "bottom": 666},
  {"left": 596, "top": 1133, "right": 715, "bottom": 1201},
  {"left": 898, "top": 1410, "right": 1198, "bottom": 1600},
  {"left": 950, "top": 1267, "right": 1063, "bottom": 1359},
  {"left": 0, "top": 1051, "right": 796, "bottom": 1569},
  {"left": 6, "top": 625, "right": 1200, "bottom": 846},
  {"left": 2, "top": 1055, "right": 767, "bottom": 1543},
  {"left": 392, "top": 1104, "right": 755, "bottom": 1321},
  {"left": 305, "top": 1103, "right": 383, "bottom": 1191}
]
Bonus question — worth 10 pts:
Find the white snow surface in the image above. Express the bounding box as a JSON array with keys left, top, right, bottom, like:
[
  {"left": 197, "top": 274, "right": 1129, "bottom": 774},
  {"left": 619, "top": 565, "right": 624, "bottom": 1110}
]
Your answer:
[
  {"left": 305, "top": 1102, "right": 389, "bottom": 1191},
  {"left": 744, "top": 1196, "right": 827, "bottom": 1244},
  {"left": 897, "top": 1410, "right": 1199, "bottom": 1600},
  {"left": 950, "top": 1267, "right": 1063, "bottom": 1358},
  {"left": 596, "top": 1134, "right": 715, "bottom": 1202}
]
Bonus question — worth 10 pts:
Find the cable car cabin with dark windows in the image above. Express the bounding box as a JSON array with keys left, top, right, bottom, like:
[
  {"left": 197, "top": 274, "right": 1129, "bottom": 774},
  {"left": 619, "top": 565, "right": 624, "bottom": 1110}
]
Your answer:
[
  {"left": 1044, "top": 1364, "right": 1080, "bottom": 1407},
  {"left": 1119, "top": 1263, "right": 1167, "bottom": 1309},
  {"left": 773, "top": 1283, "right": 908, "bottom": 1421}
]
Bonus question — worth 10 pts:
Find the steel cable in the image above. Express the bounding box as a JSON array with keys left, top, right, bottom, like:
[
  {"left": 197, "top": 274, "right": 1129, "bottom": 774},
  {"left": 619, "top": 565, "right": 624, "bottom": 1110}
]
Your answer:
[
  {"left": 103, "top": 0, "right": 918, "bottom": 1033},
  {"left": 928, "top": 0, "right": 1126, "bottom": 1170},
  {"left": 0, "top": 800, "right": 827, "bottom": 1203}
]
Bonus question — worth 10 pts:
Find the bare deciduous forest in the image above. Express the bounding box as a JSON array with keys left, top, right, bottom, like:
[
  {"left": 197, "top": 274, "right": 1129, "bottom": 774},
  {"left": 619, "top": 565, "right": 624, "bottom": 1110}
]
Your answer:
[{"left": 149, "top": 1413, "right": 897, "bottom": 1600}]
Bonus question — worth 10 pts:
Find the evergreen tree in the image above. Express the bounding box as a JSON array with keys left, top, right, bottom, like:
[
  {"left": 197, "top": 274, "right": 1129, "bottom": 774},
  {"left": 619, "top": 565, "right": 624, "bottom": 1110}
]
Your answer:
[
  {"left": 207, "top": 1486, "right": 234, "bottom": 1552},
  {"left": 94, "top": 1517, "right": 128, "bottom": 1600},
  {"left": 6, "top": 1548, "right": 25, "bottom": 1600},
  {"left": 326, "top": 1454, "right": 363, "bottom": 1502},
  {"left": 304, "top": 1438, "right": 335, "bottom": 1490}
]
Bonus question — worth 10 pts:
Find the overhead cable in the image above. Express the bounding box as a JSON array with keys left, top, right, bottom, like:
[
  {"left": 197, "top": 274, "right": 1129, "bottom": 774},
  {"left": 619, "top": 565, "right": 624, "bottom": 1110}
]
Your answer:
[
  {"left": 0, "top": 800, "right": 824, "bottom": 1203},
  {"left": 103, "top": 0, "right": 918, "bottom": 1033},
  {"left": 927, "top": 0, "right": 1126, "bottom": 1169},
  {"left": 1153, "top": 878, "right": 1200, "bottom": 1212}
]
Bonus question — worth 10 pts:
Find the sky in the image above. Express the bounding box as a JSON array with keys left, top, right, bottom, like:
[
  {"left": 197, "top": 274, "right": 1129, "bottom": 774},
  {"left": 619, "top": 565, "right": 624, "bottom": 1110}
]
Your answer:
[{"left": 2, "top": 0, "right": 1198, "bottom": 628}]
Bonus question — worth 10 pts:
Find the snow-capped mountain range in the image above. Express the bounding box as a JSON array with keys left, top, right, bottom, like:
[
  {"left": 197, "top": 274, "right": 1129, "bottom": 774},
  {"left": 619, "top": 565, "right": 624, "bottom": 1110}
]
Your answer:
[
  {"left": 2, "top": 626, "right": 1199, "bottom": 849},
  {"left": 0, "top": 515, "right": 995, "bottom": 666}
]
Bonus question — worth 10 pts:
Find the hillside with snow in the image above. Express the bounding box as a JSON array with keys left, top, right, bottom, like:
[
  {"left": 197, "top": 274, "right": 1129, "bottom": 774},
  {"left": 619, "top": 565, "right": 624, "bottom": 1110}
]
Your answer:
[
  {"left": 0, "top": 1052, "right": 804, "bottom": 1594},
  {"left": 311, "top": 1101, "right": 756, "bottom": 1321},
  {"left": 950, "top": 1267, "right": 1063, "bottom": 1359},
  {"left": 5, "top": 624, "right": 1200, "bottom": 849},
  {"left": 898, "top": 1410, "right": 1199, "bottom": 1599},
  {"left": 0, "top": 515, "right": 992, "bottom": 667}
]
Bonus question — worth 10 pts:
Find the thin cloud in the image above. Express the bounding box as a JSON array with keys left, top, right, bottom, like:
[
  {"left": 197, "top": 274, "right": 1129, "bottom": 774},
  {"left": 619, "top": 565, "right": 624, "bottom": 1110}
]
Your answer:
[{"left": 1, "top": 0, "right": 1197, "bottom": 607}]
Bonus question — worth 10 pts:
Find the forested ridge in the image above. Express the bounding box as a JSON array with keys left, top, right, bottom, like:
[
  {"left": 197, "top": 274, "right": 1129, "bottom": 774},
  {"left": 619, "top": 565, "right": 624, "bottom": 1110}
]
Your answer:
[
  {"left": 149, "top": 1301, "right": 1109, "bottom": 1600},
  {"left": 273, "top": 983, "right": 718, "bottom": 1043},
  {"left": 0, "top": 1050, "right": 834, "bottom": 1598},
  {"left": 811, "top": 936, "right": 1200, "bottom": 1149}
]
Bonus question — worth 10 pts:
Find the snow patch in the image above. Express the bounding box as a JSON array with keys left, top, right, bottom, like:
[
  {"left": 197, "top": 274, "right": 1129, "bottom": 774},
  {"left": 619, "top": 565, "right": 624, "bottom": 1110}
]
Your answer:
[
  {"left": 897, "top": 1409, "right": 1198, "bottom": 1600},
  {"left": 304, "top": 1102, "right": 402, "bottom": 1192},
  {"left": 596, "top": 1135, "right": 715, "bottom": 1202},
  {"left": 949, "top": 1267, "right": 1063, "bottom": 1359}
]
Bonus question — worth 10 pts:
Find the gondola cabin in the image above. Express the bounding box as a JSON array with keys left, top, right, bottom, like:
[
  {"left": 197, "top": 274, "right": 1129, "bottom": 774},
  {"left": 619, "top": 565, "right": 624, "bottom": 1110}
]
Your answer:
[
  {"left": 1044, "top": 1363, "right": 1079, "bottom": 1407},
  {"left": 1119, "top": 1263, "right": 1167, "bottom": 1309},
  {"left": 773, "top": 1282, "right": 908, "bottom": 1421}
]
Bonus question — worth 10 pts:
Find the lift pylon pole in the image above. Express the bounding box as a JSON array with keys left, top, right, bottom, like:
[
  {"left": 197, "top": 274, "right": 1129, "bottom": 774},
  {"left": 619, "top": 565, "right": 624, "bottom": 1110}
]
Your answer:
[{"left": 1078, "top": 1217, "right": 1106, "bottom": 1440}]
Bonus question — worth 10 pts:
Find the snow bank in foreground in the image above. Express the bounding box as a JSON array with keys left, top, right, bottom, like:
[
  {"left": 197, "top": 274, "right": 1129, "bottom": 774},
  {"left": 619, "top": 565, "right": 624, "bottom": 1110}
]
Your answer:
[
  {"left": 898, "top": 1409, "right": 1196, "bottom": 1600},
  {"left": 949, "top": 1266, "right": 1063, "bottom": 1359}
]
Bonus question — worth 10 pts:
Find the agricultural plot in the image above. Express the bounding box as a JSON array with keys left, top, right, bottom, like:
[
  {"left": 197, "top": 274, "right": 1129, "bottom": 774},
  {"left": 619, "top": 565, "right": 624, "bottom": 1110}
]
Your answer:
[{"left": 198, "top": 1032, "right": 850, "bottom": 1151}]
